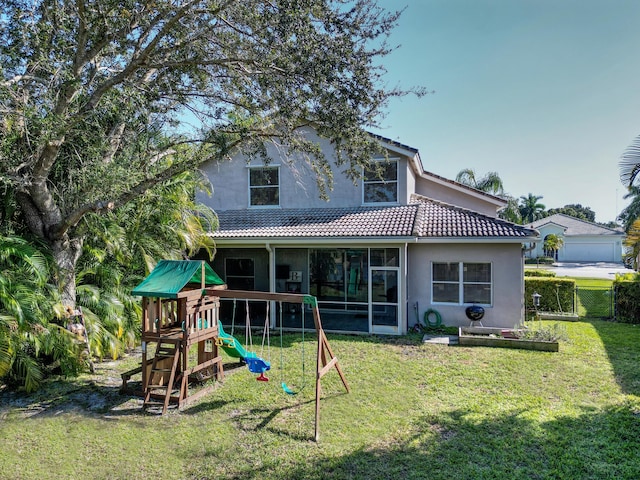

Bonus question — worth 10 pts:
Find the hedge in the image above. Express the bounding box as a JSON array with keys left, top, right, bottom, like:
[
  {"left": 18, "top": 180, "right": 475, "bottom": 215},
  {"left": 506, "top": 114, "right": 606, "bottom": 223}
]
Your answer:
[
  {"left": 614, "top": 281, "right": 640, "bottom": 323},
  {"left": 524, "top": 270, "right": 556, "bottom": 278},
  {"left": 524, "top": 277, "right": 575, "bottom": 313}
]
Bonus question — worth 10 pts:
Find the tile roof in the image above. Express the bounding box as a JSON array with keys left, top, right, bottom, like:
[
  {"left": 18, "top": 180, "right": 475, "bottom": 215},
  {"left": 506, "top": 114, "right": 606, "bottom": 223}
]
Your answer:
[
  {"left": 212, "top": 197, "right": 537, "bottom": 240},
  {"left": 214, "top": 205, "right": 418, "bottom": 238},
  {"left": 411, "top": 195, "right": 538, "bottom": 238},
  {"left": 526, "top": 213, "right": 624, "bottom": 236}
]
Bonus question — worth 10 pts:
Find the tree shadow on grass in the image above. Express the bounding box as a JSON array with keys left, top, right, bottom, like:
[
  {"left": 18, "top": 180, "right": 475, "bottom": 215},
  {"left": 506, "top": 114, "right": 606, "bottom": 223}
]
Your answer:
[
  {"left": 187, "top": 405, "right": 640, "bottom": 480},
  {"left": 590, "top": 319, "right": 640, "bottom": 396},
  {"left": 0, "top": 378, "right": 141, "bottom": 419}
]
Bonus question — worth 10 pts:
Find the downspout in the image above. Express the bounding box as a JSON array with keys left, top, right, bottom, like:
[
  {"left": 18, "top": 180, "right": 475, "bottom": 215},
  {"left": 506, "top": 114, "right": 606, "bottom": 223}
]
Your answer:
[{"left": 265, "top": 241, "right": 273, "bottom": 285}]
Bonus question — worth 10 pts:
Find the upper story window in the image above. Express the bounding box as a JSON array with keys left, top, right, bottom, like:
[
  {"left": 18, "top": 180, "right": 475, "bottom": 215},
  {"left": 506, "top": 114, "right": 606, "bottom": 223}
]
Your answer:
[
  {"left": 249, "top": 166, "right": 279, "bottom": 207},
  {"left": 432, "top": 262, "right": 492, "bottom": 306},
  {"left": 363, "top": 159, "right": 398, "bottom": 204}
]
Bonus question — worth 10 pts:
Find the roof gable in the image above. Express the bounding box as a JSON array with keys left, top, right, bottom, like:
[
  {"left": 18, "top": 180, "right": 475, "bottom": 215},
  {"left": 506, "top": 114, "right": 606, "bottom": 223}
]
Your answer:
[
  {"left": 526, "top": 214, "right": 624, "bottom": 236},
  {"left": 411, "top": 195, "right": 537, "bottom": 239},
  {"left": 371, "top": 133, "right": 507, "bottom": 209}
]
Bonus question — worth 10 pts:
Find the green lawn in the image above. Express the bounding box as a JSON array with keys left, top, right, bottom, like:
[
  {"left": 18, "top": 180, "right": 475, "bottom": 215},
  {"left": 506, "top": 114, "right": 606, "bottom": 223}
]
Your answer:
[
  {"left": 573, "top": 277, "right": 613, "bottom": 288},
  {"left": 2, "top": 320, "right": 640, "bottom": 479}
]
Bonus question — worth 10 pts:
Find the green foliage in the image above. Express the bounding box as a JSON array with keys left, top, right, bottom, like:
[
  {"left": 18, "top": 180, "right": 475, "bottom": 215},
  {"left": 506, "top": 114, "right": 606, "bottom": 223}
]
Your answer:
[
  {"left": 455, "top": 168, "right": 504, "bottom": 196},
  {"left": 1, "top": 0, "right": 419, "bottom": 308},
  {"left": 519, "top": 193, "right": 546, "bottom": 223},
  {"left": 0, "top": 235, "right": 85, "bottom": 391},
  {"left": 497, "top": 195, "right": 522, "bottom": 223},
  {"left": 3, "top": 322, "right": 640, "bottom": 479},
  {"left": 620, "top": 134, "right": 640, "bottom": 188},
  {"left": 613, "top": 279, "right": 640, "bottom": 324},
  {"left": 547, "top": 204, "right": 596, "bottom": 222},
  {"left": 525, "top": 256, "right": 555, "bottom": 265},
  {"left": 524, "top": 277, "right": 576, "bottom": 313},
  {"left": 524, "top": 269, "right": 556, "bottom": 277},
  {"left": 543, "top": 233, "right": 564, "bottom": 254},
  {"left": 518, "top": 321, "right": 569, "bottom": 342}
]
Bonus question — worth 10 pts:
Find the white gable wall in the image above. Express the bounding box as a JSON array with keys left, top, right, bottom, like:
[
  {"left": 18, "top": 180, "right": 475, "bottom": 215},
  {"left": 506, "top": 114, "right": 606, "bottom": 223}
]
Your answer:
[{"left": 527, "top": 223, "right": 623, "bottom": 262}]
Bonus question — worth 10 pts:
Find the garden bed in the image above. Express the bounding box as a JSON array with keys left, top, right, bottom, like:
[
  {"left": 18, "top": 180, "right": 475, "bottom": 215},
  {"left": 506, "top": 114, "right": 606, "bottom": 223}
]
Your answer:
[
  {"left": 458, "top": 326, "right": 559, "bottom": 352},
  {"left": 536, "top": 311, "right": 579, "bottom": 321}
]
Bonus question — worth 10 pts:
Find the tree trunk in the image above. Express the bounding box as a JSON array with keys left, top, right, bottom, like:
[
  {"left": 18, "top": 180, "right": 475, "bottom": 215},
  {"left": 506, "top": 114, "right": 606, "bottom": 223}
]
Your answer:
[{"left": 52, "top": 235, "right": 83, "bottom": 308}]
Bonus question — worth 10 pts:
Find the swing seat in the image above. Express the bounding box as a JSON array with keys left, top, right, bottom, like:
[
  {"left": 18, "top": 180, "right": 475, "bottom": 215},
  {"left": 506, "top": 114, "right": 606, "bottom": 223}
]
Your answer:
[
  {"left": 281, "top": 382, "right": 298, "bottom": 395},
  {"left": 245, "top": 355, "right": 270, "bottom": 375}
]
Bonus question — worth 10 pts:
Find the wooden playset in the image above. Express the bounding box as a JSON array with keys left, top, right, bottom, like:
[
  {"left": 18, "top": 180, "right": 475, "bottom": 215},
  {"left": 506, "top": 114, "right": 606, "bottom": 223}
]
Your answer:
[{"left": 125, "top": 260, "right": 349, "bottom": 441}]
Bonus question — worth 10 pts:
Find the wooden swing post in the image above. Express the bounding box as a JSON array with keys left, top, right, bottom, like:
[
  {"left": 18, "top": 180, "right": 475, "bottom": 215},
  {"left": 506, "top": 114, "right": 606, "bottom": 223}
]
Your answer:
[{"left": 207, "top": 289, "right": 350, "bottom": 442}]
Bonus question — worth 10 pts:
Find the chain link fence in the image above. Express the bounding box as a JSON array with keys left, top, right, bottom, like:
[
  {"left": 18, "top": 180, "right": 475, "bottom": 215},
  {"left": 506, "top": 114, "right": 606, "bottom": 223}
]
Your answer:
[{"left": 575, "top": 286, "right": 614, "bottom": 319}]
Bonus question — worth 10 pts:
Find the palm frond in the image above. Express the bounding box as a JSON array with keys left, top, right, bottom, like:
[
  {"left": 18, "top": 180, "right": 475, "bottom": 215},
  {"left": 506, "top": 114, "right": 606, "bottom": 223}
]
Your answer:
[
  {"left": 12, "top": 347, "right": 44, "bottom": 392},
  {"left": 620, "top": 134, "right": 640, "bottom": 187}
]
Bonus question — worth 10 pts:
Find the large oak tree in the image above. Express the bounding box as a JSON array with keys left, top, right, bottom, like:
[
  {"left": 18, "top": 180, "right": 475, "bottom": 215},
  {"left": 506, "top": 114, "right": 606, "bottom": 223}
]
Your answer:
[{"left": 1, "top": 0, "right": 416, "bottom": 306}]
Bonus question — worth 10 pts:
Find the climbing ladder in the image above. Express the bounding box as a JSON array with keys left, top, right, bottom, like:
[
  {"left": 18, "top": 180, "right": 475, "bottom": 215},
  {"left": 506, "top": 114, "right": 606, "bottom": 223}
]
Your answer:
[{"left": 143, "top": 338, "right": 182, "bottom": 414}]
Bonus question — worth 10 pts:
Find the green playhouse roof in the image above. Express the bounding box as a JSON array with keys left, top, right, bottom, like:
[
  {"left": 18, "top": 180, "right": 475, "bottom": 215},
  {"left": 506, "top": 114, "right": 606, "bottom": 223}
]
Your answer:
[{"left": 132, "top": 260, "right": 225, "bottom": 298}]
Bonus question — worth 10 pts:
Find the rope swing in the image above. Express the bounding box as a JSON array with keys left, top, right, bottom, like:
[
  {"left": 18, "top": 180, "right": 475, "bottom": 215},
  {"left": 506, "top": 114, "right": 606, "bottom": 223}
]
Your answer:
[{"left": 279, "top": 301, "right": 306, "bottom": 395}]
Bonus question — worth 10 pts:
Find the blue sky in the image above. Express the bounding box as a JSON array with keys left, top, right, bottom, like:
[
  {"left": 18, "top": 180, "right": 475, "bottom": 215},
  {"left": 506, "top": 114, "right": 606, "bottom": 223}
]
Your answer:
[{"left": 370, "top": 0, "right": 640, "bottom": 223}]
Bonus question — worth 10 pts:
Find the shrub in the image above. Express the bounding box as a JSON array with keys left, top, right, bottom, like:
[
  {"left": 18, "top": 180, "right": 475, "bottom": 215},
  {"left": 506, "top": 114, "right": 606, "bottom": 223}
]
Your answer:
[
  {"left": 614, "top": 280, "right": 640, "bottom": 324},
  {"left": 524, "top": 277, "right": 575, "bottom": 313},
  {"left": 525, "top": 270, "right": 556, "bottom": 277},
  {"left": 518, "top": 321, "right": 568, "bottom": 342},
  {"left": 525, "top": 256, "right": 555, "bottom": 265}
]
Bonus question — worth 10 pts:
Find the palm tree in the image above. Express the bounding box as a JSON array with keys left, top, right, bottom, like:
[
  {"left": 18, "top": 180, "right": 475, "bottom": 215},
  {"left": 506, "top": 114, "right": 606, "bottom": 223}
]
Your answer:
[
  {"left": 498, "top": 195, "right": 522, "bottom": 223},
  {"left": 619, "top": 134, "right": 640, "bottom": 187},
  {"left": 0, "top": 236, "right": 83, "bottom": 391},
  {"left": 618, "top": 186, "right": 640, "bottom": 232},
  {"left": 618, "top": 135, "right": 640, "bottom": 234},
  {"left": 76, "top": 170, "right": 218, "bottom": 361},
  {"left": 543, "top": 234, "right": 564, "bottom": 259},
  {"left": 519, "top": 193, "right": 546, "bottom": 223},
  {"left": 622, "top": 218, "right": 640, "bottom": 269},
  {"left": 455, "top": 168, "right": 505, "bottom": 196}
]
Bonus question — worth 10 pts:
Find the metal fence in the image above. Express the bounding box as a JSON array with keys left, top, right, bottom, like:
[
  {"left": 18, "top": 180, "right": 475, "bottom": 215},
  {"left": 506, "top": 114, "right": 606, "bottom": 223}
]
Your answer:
[{"left": 575, "top": 286, "right": 614, "bottom": 319}]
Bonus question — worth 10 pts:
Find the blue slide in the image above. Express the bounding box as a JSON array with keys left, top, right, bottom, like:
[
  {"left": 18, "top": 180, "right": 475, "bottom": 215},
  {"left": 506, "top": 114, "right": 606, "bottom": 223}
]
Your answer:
[{"left": 217, "top": 321, "right": 270, "bottom": 380}]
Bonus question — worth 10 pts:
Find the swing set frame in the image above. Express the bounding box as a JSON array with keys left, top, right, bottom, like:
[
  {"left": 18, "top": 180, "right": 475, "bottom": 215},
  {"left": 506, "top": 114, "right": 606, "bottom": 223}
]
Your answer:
[{"left": 209, "top": 288, "right": 350, "bottom": 442}]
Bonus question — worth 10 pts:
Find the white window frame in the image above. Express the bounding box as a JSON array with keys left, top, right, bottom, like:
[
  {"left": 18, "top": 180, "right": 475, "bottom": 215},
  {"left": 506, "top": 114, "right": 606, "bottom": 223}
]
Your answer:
[
  {"left": 362, "top": 158, "right": 399, "bottom": 205},
  {"left": 431, "top": 262, "right": 493, "bottom": 306},
  {"left": 248, "top": 165, "right": 280, "bottom": 208}
]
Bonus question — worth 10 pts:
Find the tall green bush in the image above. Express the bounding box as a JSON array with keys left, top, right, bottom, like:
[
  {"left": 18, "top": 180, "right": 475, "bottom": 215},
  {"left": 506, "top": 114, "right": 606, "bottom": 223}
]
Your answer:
[
  {"left": 524, "top": 277, "right": 576, "bottom": 314},
  {"left": 614, "top": 277, "right": 640, "bottom": 323}
]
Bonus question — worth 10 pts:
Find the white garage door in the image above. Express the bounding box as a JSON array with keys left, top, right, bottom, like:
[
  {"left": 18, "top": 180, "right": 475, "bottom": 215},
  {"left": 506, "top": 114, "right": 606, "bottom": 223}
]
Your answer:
[{"left": 562, "top": 243, "right": 615, "bottom": 262}]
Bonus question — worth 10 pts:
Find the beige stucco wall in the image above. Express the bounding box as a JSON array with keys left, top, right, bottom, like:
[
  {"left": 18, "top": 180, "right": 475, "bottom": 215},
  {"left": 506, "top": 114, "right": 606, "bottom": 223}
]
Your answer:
[
  {"left": 414, "top": 176, "right": 501, "bottom": 217},
  {"left": 197, "top": 131, "right": 412, "bottom": 211},
  {"left": 406, "top": 243, "right": 525, "bottom": 328}
]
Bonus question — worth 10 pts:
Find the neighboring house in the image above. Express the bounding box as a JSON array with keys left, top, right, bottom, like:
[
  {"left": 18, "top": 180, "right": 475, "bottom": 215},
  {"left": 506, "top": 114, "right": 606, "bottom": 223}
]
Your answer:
[
  {"left": 195, "top": 129, "right": 538, "bottom": 334},
  {"left": 524, "top": 214, "right": 624, "bottom": 263}
]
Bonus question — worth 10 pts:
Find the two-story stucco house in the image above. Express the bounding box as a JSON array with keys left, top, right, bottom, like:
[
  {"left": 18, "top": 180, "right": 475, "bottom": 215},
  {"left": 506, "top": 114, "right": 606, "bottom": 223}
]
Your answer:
[{"left": 194, "top": 129, "right": 538, "bottom": 335}]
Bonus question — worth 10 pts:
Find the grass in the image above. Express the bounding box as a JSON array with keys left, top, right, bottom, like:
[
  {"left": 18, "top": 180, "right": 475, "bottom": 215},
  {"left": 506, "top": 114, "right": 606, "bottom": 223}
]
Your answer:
[
  {"left": 574, "top": 277, "right": 613, "bottom": 288},
  {"left": 2, "top": 320, "right": 640, "bottom": 479}
]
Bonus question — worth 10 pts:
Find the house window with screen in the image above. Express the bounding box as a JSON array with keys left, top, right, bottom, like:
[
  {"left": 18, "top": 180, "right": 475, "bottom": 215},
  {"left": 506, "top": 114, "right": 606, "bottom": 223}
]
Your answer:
[
  {"left": 249, "top": 166, "right": 279, "bottom": 206},
  {"left": 225, "top": 258, "right": 255, "bottom": 290},
  {"left": 363, "top": 159, "right": 398, "bottom": 203},
  {"left": 432, "top": 262, "right": 492, "bottom": 305}
]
